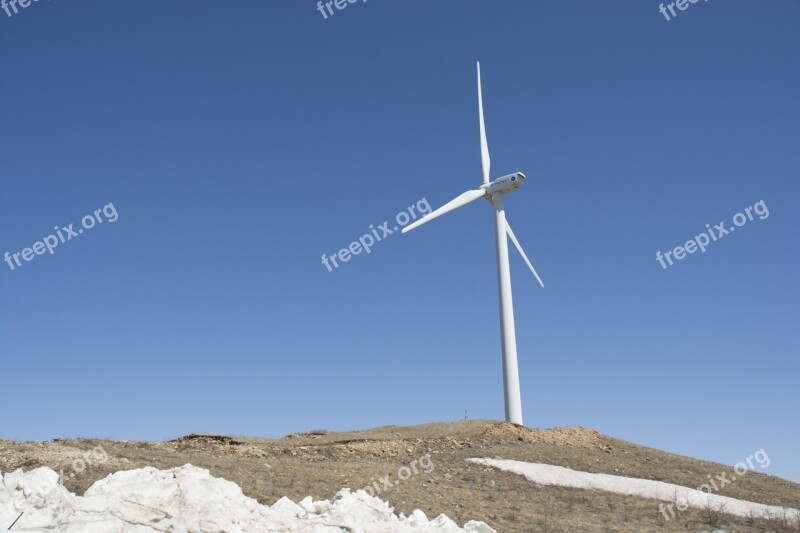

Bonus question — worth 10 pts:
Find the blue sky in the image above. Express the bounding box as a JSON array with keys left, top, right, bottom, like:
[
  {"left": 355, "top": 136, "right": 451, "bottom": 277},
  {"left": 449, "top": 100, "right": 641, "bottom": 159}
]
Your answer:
[{"left": 1, "top": 1, "right": 798, "bottom": 482}]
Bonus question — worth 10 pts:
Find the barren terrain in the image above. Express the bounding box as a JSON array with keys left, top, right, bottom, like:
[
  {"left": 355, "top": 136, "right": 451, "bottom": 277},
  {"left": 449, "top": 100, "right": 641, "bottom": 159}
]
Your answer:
[{"left": 1, "top": 420, "right": 798, "bottom": 532}]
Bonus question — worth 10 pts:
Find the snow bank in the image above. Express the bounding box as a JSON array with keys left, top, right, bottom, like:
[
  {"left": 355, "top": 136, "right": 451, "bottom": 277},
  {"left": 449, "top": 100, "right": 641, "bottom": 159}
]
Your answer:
[
  {"left": 0, "top": 464, "right": 495, "bottom": 532},
  {"left": 468, "top": 458, "right": 800, "bottom": 521}
]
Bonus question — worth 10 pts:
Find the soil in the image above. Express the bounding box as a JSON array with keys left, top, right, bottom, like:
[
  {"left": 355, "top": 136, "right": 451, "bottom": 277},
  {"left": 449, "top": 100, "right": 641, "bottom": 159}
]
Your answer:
[{"left": 1, "top": 420, "right": 798, "bottom": 532}]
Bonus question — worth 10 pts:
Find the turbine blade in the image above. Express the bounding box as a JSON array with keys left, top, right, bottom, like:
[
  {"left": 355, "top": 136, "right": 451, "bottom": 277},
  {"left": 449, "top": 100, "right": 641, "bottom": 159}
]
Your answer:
[
  {"left": 505, "top": 220, "right": 545, "bottom": 288},
  {"left": 402, "top": 189, "right": 486, "bottom": 233},
  {"left": 477, "top": 62, "right": 491, "bottom": 185}
]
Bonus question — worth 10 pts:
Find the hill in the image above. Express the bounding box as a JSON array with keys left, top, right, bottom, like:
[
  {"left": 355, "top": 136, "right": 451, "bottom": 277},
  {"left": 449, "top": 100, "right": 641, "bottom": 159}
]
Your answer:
[{"left": 1, "top": 420, "right": 798, "bottom": 532}]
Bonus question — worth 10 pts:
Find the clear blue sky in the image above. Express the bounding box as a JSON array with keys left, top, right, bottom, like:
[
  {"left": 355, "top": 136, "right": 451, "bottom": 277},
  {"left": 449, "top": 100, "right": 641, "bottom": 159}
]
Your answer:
[{"left": 2, "top": 1, "right": 798, "bottom": 482}]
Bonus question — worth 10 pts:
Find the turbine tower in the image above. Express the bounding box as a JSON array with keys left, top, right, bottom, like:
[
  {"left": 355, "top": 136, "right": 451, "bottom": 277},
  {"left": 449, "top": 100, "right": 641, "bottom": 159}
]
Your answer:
[{"left": 402, "top": 62, "right": 544, "bottom": 426}]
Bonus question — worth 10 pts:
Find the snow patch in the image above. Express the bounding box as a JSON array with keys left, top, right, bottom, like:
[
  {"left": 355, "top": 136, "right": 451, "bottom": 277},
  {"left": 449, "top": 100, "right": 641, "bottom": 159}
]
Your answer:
[
  {"left": 468, "top": 458, "right": 800, "bottom": 521},
  {"left": 1, "top": 464, "right": 495, "bottom": 532}
]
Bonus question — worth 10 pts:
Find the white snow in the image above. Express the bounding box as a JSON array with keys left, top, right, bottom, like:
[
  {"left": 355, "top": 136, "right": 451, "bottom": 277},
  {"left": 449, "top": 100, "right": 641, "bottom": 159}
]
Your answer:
[
  {"left": 468, "top": 458, "right": 800, "bottom": 521},
  {"left": 1, "top": 464, "right": 495, "bottom": 532}
]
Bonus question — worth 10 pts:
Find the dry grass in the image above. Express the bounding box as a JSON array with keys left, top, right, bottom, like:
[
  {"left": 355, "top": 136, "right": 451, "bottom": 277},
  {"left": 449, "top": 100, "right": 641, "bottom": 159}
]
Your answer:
[{"left": 1, "top": 420, "right": 798, "bottom": 532}]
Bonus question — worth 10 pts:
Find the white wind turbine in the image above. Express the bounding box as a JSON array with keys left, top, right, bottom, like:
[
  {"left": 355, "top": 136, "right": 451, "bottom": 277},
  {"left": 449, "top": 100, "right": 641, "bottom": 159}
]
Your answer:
[{"left": 402, "top": 62, "right": 544, "bottom": 426}]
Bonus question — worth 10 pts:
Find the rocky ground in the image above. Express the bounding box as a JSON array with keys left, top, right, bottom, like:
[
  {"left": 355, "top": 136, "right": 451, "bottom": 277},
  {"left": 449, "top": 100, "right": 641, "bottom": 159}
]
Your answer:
[{"left": 1, "top": 420, "right": 798, "bottom": 532}]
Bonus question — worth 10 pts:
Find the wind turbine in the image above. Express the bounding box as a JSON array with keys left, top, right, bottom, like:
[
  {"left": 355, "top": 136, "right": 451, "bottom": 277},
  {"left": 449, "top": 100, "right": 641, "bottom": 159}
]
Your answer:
[{"left": 402, "top": 62, "right": 544, "bottom": 426}]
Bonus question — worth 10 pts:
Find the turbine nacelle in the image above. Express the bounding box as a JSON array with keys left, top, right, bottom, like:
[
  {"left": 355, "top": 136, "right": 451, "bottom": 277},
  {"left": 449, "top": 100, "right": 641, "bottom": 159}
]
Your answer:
[{"left": 482, "top": 172, "right": 526, "bottom": 196}]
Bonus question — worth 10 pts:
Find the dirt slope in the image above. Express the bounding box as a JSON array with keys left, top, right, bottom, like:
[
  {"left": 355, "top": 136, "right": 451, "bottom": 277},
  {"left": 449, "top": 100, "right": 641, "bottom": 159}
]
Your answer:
[{"left": 1, "top": 420, "right": 798, "bottom": 532}]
